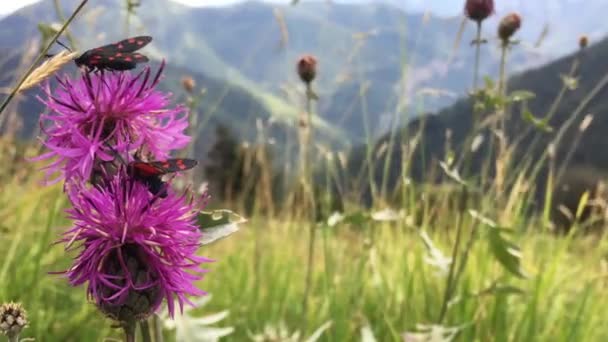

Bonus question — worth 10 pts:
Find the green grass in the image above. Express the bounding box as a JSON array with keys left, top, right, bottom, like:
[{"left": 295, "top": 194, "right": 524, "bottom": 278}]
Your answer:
[{"left": 1, "top": 169, "right": 607, "bottom": 341}]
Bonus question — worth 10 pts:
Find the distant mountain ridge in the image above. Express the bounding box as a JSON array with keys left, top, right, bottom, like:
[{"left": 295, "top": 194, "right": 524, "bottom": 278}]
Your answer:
[
  {"left": 0, "top": 0, "right": 606, "bottom": 144},
  {"left": 349, "top": 34, "right": 608, "bottom": 204}
]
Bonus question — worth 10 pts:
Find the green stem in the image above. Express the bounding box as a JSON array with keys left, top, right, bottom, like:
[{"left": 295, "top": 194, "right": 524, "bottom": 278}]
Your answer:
[
  {"left": 512, "top": 57, "right": 580, "bottom": 152},
  {"left": 139, "top": 319, "right": 152, "bottom": 342},
  {"left": 152, "top": 315, "right": 164, "bottom": 342},
  {"left": 498, "top": 44, "right": 508, "bottom": 97},
  {"left": 529, "top": 69, "right": 608, "bottom": 182},
  {"left": 0, "top": 0, "right": 89, "bottom": 116},
  {"left": 302, "top": 83, "right": 317, "bottom": 316},
  {"left": 456, "top": 21, "right": 484, "bottom": 175},
  {"left": 473, "top": 21, "right": 482, "bottom": 91},
  {"left": 123, "top": 321, "right": 136, "bottom": 342},
  {"left": 446, "top": 222, "right": 479, "bottom": 304},
  {"left": 491, "top": 42, "right": 510, "bottom": 193},
  {"left": 437, "top": 215, "right": 464, "bottom": 323}
]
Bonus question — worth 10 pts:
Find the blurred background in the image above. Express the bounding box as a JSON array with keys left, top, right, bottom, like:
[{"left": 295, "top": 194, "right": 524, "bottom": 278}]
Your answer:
[{"left": 2, "top": 0, "right": 608, "bottom": 341}]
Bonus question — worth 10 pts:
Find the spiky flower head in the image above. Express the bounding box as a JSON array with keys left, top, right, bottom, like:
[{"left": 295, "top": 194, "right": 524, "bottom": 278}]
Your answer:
[
  {"left": 59, "top": 171, "right": 210, "bottom": 322},
  {"left": 498, "top": 13, "right": 522, "bottom": 43},
  {"left": 0, "top": 302, "right": 28, "bottom": 339},
  {"left": 34, "top": 61, "right": 190, "bottom": 185},
  {"left": 297, "top": 55, "right": 317, "bottom": 84},
  {"left": 464, "top": 0, "right": 494, "bottom": 23}
]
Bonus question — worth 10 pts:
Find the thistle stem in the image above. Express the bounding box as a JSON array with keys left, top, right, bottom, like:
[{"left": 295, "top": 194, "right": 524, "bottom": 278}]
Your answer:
[
  {"left": 139, "top": 319, "right": 152, "bottom": 342},
  {"left": 456, "top": 20, "right": 484, "bottom": 174},
  {"left": 0, "top": 0, "right": 89, "bottom": 116},
  {"left": 152, "top": 315, "right": 164, "bottom": 342},
  {"left": 302, "top": 82, "right": 317, "bottom": 316},
  {"left": 473, "top": 21, "right": 482, "bottom": 91},
  {"left": 494, "top": 41, "right": 509, "bottom": 194},
  {"left": 123, "top": 321, "right": 136, "bottom": 342}
]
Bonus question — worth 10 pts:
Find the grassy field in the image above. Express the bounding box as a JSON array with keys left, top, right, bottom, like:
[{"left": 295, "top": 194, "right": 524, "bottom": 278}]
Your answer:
[{"left": 1, "top": 158, "right": 608, "bottom": 341}]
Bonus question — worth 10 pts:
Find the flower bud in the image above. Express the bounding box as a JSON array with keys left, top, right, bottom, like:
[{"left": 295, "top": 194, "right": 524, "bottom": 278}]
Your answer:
[
  {"left": 181, "top": 76, "right": 196, "bottom": 93},
  {"left": 579, "top": 35, "right": 589, "bottom": 50},
  {"left": 297, "top": 55, "right": 317, "bottom": 84},
  {"left": 498, "top": 13, "right": 522, "bottom": 43},
  {"left": 464, "top": 0, "right": 494, "bottom": 23},
  {"left": 96, "top": 244, "right": 162, "bottom": 323},
  {"left": 0, "top": 302, "right": 28, "bottom": 339}
]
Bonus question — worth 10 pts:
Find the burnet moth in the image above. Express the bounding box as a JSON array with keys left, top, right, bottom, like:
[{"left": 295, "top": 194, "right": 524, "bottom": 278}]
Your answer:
[
  {"left": 128, "top": 158, "right": 198, "bottom": 198},
  {"left": 47, "top": 36, "right": 152, "bottom": 72},
  {"left": 74, "top": 36, "right": 152, "bottom": 72}
]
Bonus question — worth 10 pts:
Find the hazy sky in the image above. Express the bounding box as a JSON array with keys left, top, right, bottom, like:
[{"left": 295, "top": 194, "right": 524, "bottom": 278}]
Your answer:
[
  {"left": 0, "top": 0, "right": 582, "bottom": 17},
  {"left": 0, "top": 0, "right": 270, "bottom": 15}
]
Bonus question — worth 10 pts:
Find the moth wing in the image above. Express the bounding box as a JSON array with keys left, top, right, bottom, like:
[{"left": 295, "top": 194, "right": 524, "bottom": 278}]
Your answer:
[
  {"left": 129, "top": 162, "right": 165, "bottom": 177},
  {"left": 146, "top": 159, "right": 198, "bottom": 173},
  {"left": 80, "top": 50, "right": 137, "bottom": 70},
  {"left": 131, "top": 52, "right": 149, "bottom": 63},
  {"left": 113, "top": 36, "right": 153, "bottom": 53}
]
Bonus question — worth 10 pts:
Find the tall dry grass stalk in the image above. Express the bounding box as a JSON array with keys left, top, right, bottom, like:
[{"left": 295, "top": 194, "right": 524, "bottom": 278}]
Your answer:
[{"left": 18, "top": 51, "right": 78, "bottom": 93}]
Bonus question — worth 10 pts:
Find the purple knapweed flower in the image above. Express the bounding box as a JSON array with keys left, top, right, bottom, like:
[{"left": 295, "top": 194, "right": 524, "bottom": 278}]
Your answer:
[
  {"left": 60, "top": 171, "right": 210, "bottom": 321},
  {"left": 34, "top": 61, "right": 190, "bottom": 184}
]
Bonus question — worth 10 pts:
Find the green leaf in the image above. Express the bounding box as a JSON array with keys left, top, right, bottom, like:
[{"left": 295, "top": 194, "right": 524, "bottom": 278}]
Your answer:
[
  {"left": 561, "top": 74, "right": 579, "bottom": 90},
  {"left": 439, "top": 161, "right": 468, "bottom": 187},
  {"left": 491, "top": 284, "right": 526, "bottom": 296},
  {"left": 305, "top": 321, "right": 332, "bottom": 342},
  {"left": 342, "top": 211, "right": 371, "bottom": 226},
  {"left": 197, "top": 210, "right": 245, "bottom": 245},
  {"left": 487, "top": 228, "right": 528, "bottom": 278},
  {"left": 326, "top": 211, "right": 373, "bottom": 228},
  {"left": 509, "top": 90, "right": 535, "bottom": 102},
  {"left": 470, "top": 211, "right": 527, "bottom": 278},
  {"left": 448, "top": 282, "right": 525, "bottom": 307},
  {"left": 575, "top": 191, "right": 590, "bottom": 220},
  {"left": 419, "top": 230, "right": 452, "bottom": 275},
  {"left": 521, "top": 110, "right": 553, "bottom": 132},
  {"left": 37, "top": 23, "right": 61, "bottom": 52}
]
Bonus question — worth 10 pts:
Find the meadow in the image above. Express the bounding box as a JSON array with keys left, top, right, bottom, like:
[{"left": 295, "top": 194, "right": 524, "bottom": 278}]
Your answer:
[
  {"left": 2, "top": 139, "right": 608, "bottom": 341},
  {"left": 2, "top": 1, "right": 608, "bottom": 341}
]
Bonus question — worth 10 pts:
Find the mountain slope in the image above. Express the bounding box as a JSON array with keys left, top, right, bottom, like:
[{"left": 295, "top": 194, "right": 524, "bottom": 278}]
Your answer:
[
  {"left": 350, "top": 36, "right": 608, "bottom": 203},
  {"left": 0, "top": 50, "right": 282, "bottom": 156},
  {"left": 1, "top": 0, "right": 606, "bottom": 145}
]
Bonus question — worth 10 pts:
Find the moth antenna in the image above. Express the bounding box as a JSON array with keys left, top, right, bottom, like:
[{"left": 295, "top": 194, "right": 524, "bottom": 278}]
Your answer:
[{"left": 56, "top": 39, "right": 73, "bottom": 52}]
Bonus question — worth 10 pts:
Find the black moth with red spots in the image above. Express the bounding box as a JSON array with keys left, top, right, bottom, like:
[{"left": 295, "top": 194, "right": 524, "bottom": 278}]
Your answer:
[
  {"left": 128, "top": 159, "right": 198, "bottom": 198},
  {"left": 75, "top": 36, "right": 152, "bottom": 72}
]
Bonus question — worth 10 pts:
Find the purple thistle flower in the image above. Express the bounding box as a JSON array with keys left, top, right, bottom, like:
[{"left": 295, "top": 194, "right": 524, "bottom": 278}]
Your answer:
[
  {"left": 60, "top": 171, "right": 210, "bottom": 321},
  {"left": 34, "top": 61, "right": 190, "bottom": 184}
]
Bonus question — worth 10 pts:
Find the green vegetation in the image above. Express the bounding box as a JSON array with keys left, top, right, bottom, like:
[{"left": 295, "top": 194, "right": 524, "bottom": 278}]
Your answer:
[{"left": 2, "top": 161, "right": 608, "bottom": 341}]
